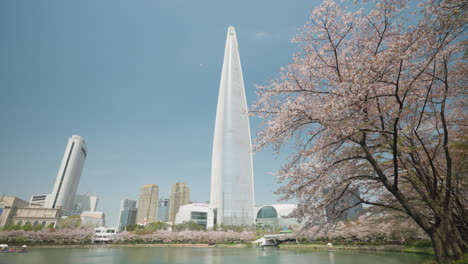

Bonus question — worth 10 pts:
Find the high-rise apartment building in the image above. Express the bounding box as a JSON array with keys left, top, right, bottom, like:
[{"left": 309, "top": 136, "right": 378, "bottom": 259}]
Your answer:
[
  {"left": 45, "top": 135, "right": 87, "bottom": 216},
  {"left": 210, "top": 27, "right": 255, "bottom": 226},
  {"left": 157, "top": 198, "right": 169, "bottom": 222},
  {"left": 118, "top": 198, "right": 137, "bottom": 231},
  {"left": 136, "top": 184, "right": 159, "bottom": 225},
  {"left": 168, "top": 182, "right": 190, "bottom": 223}
]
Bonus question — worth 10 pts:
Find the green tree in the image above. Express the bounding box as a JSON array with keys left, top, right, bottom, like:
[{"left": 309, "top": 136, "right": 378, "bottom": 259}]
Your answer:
[{"left": 57, "top": 215, "right": 82, "bottom": 229}]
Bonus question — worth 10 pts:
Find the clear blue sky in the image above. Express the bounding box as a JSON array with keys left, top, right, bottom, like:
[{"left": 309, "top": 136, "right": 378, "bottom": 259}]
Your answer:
[{"left": 0, "top": 0, "right": 320, "bottom": 226}]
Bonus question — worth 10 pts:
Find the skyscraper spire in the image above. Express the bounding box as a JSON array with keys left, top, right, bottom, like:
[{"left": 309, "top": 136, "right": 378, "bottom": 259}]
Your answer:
[{"left": 210, "top": 26, "right": 255, "bottom": 226}]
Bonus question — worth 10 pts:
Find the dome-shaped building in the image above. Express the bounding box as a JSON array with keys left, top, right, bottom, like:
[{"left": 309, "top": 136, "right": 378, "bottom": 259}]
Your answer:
[{"left": 255, "top": 204, "right": 301, "bottom": 230}]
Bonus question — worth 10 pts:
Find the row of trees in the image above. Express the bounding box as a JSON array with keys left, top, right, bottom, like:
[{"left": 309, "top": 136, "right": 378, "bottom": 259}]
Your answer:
[
  {"left": 0, "top": 228, "right": 254, "bottom": 245},
  {"left": 0, "top": 228, "right": 94, "bottom": 245},
  {"left": 2, "top": 223, "right": 55, "bottom": 231},
  {"left": 297, "top": 213, "right": 429, "bottom": 244},
  {"left": 114, "top": 230, "right": 254, "bottom": 244},
  {"left": 253, "top": 0, "right": 467, "bottom": 262}
]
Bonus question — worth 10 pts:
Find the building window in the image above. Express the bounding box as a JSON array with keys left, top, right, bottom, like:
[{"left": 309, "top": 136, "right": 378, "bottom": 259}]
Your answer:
[{"left": 81, "top": 147, "right": 87, "bottom": 157}]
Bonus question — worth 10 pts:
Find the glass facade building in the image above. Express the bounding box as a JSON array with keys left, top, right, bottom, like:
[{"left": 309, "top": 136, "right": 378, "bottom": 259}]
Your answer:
[
  {"left": 255, "top": 204, "right": 301, "bottom": 230},
  {"left": 157, "top": 198, "right": 169, "bottom": 222},
  {"left": 210, "top": 26, "right": 255, "bottom": 226},
  {"left": 118, "top": 198, "right": 137, "bottom": 231}
]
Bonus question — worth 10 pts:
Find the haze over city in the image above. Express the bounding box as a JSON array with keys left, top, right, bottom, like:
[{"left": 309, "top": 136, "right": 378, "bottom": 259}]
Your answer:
[{"left": 0, "top": 0, "right": 314, "bottom": 226}]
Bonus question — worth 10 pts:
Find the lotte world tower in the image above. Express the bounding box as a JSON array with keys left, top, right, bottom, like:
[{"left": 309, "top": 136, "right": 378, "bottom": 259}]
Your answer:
[{"left": 210, "top": 26, "right": 255, "bottom": 226}]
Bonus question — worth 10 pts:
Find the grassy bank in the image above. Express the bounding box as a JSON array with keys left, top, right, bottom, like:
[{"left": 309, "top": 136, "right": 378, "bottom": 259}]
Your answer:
[{"left": 279, "top": 243, "right": 434, "bottom": 255}]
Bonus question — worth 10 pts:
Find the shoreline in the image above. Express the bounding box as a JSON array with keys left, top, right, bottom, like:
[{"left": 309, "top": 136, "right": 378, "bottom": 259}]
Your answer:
[
  {"left": 25, "top": 243, "right": 434, "bottom": 255},
  {"left": 28, "top": 243, "right": 248, "bottom": 249},
  {"left": 279, "top": 243, "right": 434, "bottom": 255}
]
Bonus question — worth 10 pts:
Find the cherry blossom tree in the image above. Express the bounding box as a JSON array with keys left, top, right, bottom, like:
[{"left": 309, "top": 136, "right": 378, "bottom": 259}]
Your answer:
[
  {"left": 0, "top": 228, "right": 93, "bottom": 244},
  {"left": 253, "top": 0, "right": 467, "bottom": 262}
]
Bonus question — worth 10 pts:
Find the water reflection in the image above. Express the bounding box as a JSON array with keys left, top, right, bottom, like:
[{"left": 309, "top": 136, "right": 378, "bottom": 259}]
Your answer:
[
  {"left": 0, "top": 247, "right": 431, "bottom": 264},
  {"left": 328, "top": 251, "right": 335, "bottom": 264}
]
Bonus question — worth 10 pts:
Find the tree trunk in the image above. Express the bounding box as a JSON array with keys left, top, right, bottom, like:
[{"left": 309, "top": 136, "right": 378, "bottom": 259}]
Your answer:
[{"left": 429, "top": 218, "right": 466, "bottom": 263}]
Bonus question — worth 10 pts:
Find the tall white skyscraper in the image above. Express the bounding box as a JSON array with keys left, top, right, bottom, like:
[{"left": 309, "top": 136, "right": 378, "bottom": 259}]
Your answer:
[
  {"left": 210, "top": 26, "right": 255, "bottom": 226},
  {"left": 45, "top": 135, "right": 87, "bottom": 216}
]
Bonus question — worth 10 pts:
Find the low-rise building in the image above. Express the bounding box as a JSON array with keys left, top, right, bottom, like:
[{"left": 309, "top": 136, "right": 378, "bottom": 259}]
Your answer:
[
  {"left": 80, "top": 211, "right": 105, "bottom": 227},
  {"left": 174, "top": 203, "right": 214, "bottom": 229},
  {"left": 255, "top": 204, "right": 302, "bottom": 231},
  {"left": 93, "top": 227, "right": 116, "bottom": 243},
  {"left": 11, "top": 207, "right": 61, "bottom": 228},
  {"left": 0, "top": 197, "right": 29, "bottom": 228}
]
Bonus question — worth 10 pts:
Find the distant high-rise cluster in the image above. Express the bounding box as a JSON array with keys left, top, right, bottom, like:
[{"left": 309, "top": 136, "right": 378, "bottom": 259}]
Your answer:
[
  {"left": 136, "top": 184, "right": 159, "bottom": 225},
  {"left": 168, "top": 182, "right": 190, "bottom": 223}
]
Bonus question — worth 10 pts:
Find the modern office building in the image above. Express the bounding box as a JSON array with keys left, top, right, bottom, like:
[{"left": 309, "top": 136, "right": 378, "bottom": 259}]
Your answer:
[
  {"left": 71, "top": 193, "right": 98, "bottom": 215},
  {"left": 136, "top": 184, "right": 159, "bottom": 225},
  {"left": 118, "top": 198, "right": 137, "bottom": 231},
  {"left": 210, "top": 26, "right": 255, "bottom": 226},
  {"left": 168, "top": 182, "right": 190, "bottom": 223},
  {"left": 45, "top": 135, "right": 87, "bottom": 216},
  {"left": 174, "top": 203, "right": 214, "bottom": 229},
  {"left": 157, "top": 198, "right": 169, "bottom": 222}
]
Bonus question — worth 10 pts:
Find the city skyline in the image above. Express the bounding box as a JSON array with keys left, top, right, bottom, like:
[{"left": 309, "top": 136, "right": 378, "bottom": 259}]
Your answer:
[{"left": 0, "top": 0, "right": 315, "bottom": 226}]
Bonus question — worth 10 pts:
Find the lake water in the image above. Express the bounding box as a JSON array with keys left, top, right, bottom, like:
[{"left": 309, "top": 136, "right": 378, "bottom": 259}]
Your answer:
[{"left": 0, "top": 247, "right": 431, "bottom": 264}]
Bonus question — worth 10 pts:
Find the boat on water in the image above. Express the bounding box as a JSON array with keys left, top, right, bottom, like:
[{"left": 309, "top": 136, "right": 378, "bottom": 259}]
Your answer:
[{"left": 0, "top": 244, "right": 28, "bottom": 253}]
